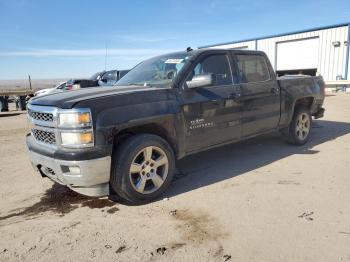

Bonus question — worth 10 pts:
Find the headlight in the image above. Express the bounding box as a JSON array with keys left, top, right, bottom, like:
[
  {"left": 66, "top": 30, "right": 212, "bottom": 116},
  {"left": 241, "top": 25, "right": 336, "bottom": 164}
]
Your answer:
[
  {"left": 60, "top": 131, "right": 94, "bottom": 148},
  {"left": 59, "top": 109, "right": 92, "bottom": 127}
]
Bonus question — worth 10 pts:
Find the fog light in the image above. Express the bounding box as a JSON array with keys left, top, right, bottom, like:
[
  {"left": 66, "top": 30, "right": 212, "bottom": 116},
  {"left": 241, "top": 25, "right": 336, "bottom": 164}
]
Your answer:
[{"left": 68, "top": 166, "right": 81, "bottom": 174}]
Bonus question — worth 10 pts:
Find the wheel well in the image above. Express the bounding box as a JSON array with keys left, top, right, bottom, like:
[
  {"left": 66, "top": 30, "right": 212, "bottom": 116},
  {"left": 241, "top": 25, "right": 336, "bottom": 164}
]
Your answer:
[
  {"left": 294, "top": 97, "right": 314, "bottom": 110},
  {"left": 286, "top": 97, "right": 314, "bottom": 125},
  {"left": 113, "top": 123, "right": 178, "bottom": 156}
]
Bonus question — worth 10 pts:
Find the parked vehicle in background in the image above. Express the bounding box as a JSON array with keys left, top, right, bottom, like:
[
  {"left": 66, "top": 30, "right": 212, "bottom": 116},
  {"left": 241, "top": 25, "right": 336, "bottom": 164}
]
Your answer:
[
  {"left": 64, "top": 78, "right": 97, "bottom": 90},
  {"left": 1, "top": 69, "right": 129, "bottom": 111},
  {"left": 65, "top": 69, "right": 130, "bottom": 90},
  {"left": 0, "top": 89, "right": 34, "bottom": 111},
  {"left": 34, "top": 82, "right": 67, "bottom": 97},
  {"left": 26, "top": 49, "right": 325, "bottom": 204},
  {"left": 98, "top": 70, "right": 130, "bottom": 86}
]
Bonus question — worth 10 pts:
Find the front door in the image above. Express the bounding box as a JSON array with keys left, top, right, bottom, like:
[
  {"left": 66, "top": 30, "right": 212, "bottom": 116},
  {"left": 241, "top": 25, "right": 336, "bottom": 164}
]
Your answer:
[{"left": 180, "top": 52, "right": 242, "bottom": 153}]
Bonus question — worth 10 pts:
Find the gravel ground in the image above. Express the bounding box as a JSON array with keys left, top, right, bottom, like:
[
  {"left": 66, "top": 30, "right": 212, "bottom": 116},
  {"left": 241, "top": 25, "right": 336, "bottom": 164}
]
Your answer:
[{"left": 0, "top": 94, "right": 349, "bottom": 262}]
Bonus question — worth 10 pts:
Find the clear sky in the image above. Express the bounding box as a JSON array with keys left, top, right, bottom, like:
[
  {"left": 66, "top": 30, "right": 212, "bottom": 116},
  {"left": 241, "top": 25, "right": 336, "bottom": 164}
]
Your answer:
[{"left": 0, "top": 0, "right": 349, "bottom": 80}]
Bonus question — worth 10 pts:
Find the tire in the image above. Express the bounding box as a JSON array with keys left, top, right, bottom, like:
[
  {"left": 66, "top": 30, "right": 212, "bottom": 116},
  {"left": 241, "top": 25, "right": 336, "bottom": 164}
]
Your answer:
[
  {"left": 0, "top": 98, "right": 3, "bottom": 112},
  {"left": 0, "top": 97, "right": 9, "bottom": 112},
  {"left": 110, "top": 134, "right": 175, "bottom": 204},
  {"left": 19, "top": 96, "right": 27, "bottom": 110},
  {"left": 283, "top": 106, "right": 312, "bottom": 145}
]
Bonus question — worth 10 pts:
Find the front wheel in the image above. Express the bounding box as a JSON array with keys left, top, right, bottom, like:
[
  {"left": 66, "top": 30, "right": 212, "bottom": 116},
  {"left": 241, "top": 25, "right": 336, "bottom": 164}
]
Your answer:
[
  {"left": 282, "top": 106, "right": 312, "bottom": 145},
  {"left": 110, "top": 134, "right": 175, "bottom": 204}
]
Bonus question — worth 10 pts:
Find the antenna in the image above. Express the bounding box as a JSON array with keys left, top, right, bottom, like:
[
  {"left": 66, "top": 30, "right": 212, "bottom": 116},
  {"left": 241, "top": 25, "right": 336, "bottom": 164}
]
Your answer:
[{"left": 104, "top": 41, "right": 108, "bottom": 70}]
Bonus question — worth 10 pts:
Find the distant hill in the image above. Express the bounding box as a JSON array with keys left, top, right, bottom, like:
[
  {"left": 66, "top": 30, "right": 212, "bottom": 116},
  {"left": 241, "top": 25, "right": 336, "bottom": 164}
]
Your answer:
[{"left": 0, "top": 79, "right": 67, "bottom": 91}]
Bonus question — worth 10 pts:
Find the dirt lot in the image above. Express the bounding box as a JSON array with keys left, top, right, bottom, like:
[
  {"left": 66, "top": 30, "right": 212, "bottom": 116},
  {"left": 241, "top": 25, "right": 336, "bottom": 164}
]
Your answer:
[{"left": 0, "top": 94, "right": 350, "bottom": 262}]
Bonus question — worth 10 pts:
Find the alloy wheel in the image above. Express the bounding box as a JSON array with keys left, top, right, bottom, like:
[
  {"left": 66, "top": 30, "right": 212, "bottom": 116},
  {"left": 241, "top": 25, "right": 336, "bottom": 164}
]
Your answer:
[
  {"left": 129, "top": 146, "right": 169, "bottom": 194},
  {"left": 295, "top": 113, "right": 310, "bottom": 140}
]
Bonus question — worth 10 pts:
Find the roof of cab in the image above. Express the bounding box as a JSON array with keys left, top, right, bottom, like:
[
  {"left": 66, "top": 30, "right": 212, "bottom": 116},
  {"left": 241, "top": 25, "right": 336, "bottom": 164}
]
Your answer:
[{"left": 194, "top": 48, "right": 267, "bottom": 55}]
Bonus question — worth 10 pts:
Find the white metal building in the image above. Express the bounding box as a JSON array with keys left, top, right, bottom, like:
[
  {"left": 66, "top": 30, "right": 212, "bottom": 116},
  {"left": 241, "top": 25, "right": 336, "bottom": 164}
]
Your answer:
[{"left": 200, "top": 23, "right": 350, "bottom": 83}]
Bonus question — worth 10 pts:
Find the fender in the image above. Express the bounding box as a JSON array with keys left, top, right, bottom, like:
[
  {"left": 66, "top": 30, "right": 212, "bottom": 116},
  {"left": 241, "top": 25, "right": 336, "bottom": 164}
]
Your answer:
[
  {"left": 92, "top": 95, "right": 185, "bottom": 158},
  {"left": 278, "top": 77, "right": 322, "bottom": 127}
]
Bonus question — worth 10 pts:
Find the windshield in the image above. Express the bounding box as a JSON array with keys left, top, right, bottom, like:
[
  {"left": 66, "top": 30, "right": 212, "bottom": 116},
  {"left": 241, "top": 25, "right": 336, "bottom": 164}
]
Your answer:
[
  {"left": 115, "top": 52, "right": 191, "bottom": 88},
  {"left": 56, "top": 82, "right": 66, "bottom": 89}
]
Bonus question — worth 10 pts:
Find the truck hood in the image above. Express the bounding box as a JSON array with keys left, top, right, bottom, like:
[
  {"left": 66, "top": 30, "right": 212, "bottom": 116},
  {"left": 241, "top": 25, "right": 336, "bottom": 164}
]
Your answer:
[{"left": 29, "top": 85, "right": 161, "bottom": 109}]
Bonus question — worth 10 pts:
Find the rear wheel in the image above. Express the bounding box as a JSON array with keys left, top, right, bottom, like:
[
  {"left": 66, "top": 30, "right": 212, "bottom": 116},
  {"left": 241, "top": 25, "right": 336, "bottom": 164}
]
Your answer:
[
  {"left": 110, "top": 134, "right": 175, "bottom": 204},
  {"left": 282, "top": 106, "right": 312, "bottom": 145}
]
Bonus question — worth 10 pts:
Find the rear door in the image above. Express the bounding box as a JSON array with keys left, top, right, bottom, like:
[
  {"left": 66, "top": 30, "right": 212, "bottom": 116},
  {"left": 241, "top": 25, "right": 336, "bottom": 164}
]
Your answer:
[
  {"left": 180, "top": 51, "right": 242, "bottom": 152},
  {"left": 232, "top": 52, "right": 280, "bottom": 137}
]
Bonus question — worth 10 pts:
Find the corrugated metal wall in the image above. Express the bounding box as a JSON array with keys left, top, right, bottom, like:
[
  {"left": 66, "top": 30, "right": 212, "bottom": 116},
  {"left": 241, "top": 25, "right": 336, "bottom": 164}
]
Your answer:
[
  {"left": 209, "top": 40, "right": 256, "bottom": 50},
  {"left": 211, "top": 25, "right": 349, "bottom": 81}
]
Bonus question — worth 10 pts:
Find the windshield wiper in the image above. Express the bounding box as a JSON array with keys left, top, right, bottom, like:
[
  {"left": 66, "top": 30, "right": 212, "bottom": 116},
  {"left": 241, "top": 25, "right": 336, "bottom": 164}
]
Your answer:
[
  {"left": 127, "top": 83, "right": 145, "bottom": 86},
  {"left": 114, "top": 82, "right": 158, "bottom": 87},
  {"left": 128, "top": 82, "right": 157, "bottom": 87},
  {"left": 114, "top": 82, "right": 142, "bottom": 87}
]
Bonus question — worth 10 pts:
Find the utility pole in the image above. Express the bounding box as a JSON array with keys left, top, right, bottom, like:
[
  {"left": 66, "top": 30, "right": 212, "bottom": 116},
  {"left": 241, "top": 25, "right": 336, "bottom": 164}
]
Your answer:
[{"left": 28, "top": 74, "right": 32, "bottom": 90}]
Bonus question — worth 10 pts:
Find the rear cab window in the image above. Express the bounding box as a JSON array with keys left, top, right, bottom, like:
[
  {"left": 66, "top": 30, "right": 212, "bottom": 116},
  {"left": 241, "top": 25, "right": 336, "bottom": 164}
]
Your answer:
[{"left": 235, "top": 54, "right": 270, "bottom": 83}]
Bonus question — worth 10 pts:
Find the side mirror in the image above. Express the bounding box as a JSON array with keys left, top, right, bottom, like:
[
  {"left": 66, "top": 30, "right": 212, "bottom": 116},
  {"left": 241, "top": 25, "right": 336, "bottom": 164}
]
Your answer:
[
  {"left": 101, "top": 78, "right": 108, "bottom": 83},
  {"left": 186, "top": 74, "right": 214, "bottom": 89}
]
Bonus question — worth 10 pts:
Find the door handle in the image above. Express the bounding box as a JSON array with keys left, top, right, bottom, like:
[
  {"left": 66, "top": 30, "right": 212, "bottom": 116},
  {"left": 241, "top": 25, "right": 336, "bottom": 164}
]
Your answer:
[
  {"left": 271, "top": 87, "right": 279, "bottom": 94},
  {"left": 228, "top": 93, "right": 241, "bottom": 101}
]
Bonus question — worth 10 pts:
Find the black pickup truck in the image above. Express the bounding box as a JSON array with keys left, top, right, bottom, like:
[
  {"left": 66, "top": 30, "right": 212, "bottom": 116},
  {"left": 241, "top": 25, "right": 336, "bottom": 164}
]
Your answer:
[{"left": 26, "top": 49, "right": 325, "bottom": 204}]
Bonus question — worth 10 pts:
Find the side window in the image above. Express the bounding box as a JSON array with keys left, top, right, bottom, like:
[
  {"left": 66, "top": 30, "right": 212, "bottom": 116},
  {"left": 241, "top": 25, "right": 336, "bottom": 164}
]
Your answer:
[
  {"left": 102, "top": 71, "right": 118, "bottom": 81},
  {"left": 188, "top": 54, "right": 233, "bottom": 86},
  {"left": 118, "top": 70, "right": 129, "bottom": 79},
  {"left": 236, "top": 54, "right": 270, "bottom": 83}
]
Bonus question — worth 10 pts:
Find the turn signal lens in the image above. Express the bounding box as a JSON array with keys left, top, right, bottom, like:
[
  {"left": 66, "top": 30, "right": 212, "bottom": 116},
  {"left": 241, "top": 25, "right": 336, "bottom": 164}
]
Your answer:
[
  {"left": 80, "top": 132, "right": 93, "bottom": 144},
  {"left": 59, "top": 110, "right": 92, "bottom": 127},
  {"left": 78, "top": 112, "right": 91, "bottom": 124}
]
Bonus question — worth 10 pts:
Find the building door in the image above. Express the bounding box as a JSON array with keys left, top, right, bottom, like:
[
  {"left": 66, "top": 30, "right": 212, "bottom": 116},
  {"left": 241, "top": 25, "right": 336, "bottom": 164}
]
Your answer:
[{"left": 276, "top": 37, "right": 319, "bottom": 76}]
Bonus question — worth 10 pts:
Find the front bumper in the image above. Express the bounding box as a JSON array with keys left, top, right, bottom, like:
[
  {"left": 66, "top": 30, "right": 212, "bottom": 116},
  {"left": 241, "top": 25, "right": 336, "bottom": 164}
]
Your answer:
[{"left": 28, "top": 150, "right": 111, "bottom": 197}]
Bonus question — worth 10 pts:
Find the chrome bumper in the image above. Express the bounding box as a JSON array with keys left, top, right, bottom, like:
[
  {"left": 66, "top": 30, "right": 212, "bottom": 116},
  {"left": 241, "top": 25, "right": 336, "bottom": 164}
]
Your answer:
[{"left": 28, "top": 150, "right": 111, "bottom": 197}]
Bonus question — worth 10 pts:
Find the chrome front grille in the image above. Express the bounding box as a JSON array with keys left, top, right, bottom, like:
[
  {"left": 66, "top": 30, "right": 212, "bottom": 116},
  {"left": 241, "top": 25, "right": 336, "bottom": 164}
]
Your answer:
[
  {"left": 27, "top": 104, "right": 93, "bottom": 149},
  {"left": 32, "top": 129, "right": 56, "bottom": 144},
  {"left": 27, "top": 104, "right": 58, "bottom": 128},
  {"left": 27, "top": 104, "right": 58, "bottom": 147},
  {"left": 28, "top": 109, "right": 53, "bottom": 122}
]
